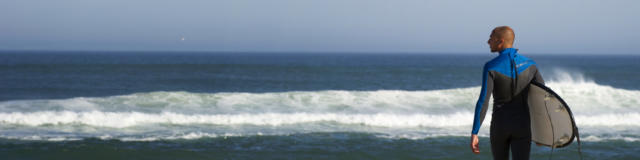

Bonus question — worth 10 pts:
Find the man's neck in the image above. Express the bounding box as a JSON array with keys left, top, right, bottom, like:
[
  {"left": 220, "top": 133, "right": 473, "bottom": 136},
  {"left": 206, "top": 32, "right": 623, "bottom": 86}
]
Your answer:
[
  {"left": 499, "top": 48, "right": 517, "bottom": 55},
  {"left": 500, "top": 45, "right": 513, "bottom": 51}
]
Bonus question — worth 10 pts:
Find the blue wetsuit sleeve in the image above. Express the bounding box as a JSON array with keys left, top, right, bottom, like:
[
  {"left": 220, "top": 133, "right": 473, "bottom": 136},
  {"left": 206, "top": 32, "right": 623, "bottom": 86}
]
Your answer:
[{"left": 471, "top": 65, "right": 493, "bottom": 134}]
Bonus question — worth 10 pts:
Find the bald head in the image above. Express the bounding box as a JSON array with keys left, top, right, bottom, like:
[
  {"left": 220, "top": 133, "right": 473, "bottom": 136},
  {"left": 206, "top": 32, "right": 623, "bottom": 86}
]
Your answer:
[
  {"left": 492, "top": 26, "right": 515, "bottom": 45},
  {"left": 488, "top": 26, "right": 515, "bottom": 52}
]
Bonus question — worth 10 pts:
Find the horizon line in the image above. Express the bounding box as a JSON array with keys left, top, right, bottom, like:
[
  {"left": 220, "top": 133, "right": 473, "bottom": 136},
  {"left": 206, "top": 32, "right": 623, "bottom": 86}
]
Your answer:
[{"left": 0, "top": 49, "right": 637, "bottom": 56}]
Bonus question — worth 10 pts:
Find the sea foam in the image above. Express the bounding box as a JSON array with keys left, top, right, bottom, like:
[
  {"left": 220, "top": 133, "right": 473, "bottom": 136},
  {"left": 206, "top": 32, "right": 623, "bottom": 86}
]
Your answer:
[{"left": 1, "top": 71, "right": 639, "bottom": 141}]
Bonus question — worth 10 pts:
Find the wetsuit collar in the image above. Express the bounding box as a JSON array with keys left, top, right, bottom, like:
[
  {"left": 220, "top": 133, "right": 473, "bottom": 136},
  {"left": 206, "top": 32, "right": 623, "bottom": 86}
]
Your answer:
[{"left": 499, "top": 48, "right": 518, "bottom": 56}]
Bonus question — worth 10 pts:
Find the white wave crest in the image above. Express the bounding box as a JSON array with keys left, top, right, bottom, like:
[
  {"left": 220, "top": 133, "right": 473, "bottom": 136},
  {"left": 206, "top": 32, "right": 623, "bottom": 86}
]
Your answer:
[
  {"left": 1, "top": 111, "right": 638, "bottom": 129},
  {"left": 1, "top": 70, "right": 639, "bottom": 141},
  {"left": 1, "top": 81, "right": 638, "bottom": 115},
  {"left": 581, "top": 135, "right": 640, "bottom": 142},
  {"left": 0, "top": 89, "right": 480, "bottom": 114},
  {"left": 546, "top": 68, "right": 594, "bottom": 84},
  {"left": 4, "top": 131, "right": 640, "bottom": 142},
  {"left": 0, "top": 111, "right": 476, "bottom": 128}
]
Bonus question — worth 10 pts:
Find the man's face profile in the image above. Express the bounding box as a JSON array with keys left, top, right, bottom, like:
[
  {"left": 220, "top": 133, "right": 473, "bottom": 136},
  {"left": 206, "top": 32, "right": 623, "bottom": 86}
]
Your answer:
[{"left": 488, "top": 32, "right": 501, "bottom": 53}]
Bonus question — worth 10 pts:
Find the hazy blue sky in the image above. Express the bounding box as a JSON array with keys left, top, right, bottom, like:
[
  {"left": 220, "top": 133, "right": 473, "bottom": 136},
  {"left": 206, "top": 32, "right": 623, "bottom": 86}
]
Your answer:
[{"left": 1, "top": 0, "right": 638, "bottom": 54}]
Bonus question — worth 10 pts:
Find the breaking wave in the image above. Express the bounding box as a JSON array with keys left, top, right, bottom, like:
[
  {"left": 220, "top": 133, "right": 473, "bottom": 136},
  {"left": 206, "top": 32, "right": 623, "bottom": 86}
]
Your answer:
[{"left": 1, "top": 71, "right": 639, "bottom": 142}]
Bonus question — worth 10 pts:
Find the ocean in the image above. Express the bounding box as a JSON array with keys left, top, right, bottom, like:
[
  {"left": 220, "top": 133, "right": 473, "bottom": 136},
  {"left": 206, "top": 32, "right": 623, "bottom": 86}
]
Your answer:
[{"left": 1, "top": 51, "right": 639, "bottom": 159}]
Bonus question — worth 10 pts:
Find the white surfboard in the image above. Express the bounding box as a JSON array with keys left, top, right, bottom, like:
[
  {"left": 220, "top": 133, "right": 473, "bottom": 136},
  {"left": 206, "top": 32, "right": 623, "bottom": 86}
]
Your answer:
[{"left": 527, "top": 81, "right": 580, "bottom": 148}]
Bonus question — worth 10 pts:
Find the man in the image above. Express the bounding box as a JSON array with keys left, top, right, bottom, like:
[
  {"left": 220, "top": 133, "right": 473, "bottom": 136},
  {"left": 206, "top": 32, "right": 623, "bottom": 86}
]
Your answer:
[{"left": 470, "top": 26, "right": 544, "bottom": 160}]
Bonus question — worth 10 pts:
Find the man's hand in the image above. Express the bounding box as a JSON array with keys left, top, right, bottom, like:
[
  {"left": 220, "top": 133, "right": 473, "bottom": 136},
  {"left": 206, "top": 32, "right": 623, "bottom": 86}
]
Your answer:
[{"left": 470, "top": 134, "right": 480, "bottom": 154}]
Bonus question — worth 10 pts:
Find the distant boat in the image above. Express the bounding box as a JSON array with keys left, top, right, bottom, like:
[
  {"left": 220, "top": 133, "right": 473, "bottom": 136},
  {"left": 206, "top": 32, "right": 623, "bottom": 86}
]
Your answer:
[{"left": 180, "top": 36, "right": 185, "bottom": 41}]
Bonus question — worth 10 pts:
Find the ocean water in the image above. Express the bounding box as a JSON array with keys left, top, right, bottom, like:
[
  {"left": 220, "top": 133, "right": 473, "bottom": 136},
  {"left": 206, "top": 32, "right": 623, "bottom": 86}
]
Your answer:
[{"left": 1, "top": 51, "right": 639, "bottom": 159}]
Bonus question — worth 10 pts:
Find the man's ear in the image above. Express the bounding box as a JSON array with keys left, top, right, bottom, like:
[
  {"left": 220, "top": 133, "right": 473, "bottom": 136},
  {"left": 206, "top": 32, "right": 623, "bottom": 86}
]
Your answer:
[{"left": 497, "top": 39, "right": 505, "bottom": 47}]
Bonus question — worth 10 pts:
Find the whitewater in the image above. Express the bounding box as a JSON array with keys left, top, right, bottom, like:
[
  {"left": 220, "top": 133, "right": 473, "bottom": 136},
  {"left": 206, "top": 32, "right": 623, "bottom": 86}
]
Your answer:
[{"left": 1, "top": 72, "right": 638, "bottom": 142}]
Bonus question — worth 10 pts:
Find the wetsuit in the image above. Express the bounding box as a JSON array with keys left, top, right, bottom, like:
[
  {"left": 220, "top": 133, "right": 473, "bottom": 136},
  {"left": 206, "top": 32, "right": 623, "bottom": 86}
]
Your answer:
[{"left": 471, "top": 48, "right": 544, "bottom": 160}]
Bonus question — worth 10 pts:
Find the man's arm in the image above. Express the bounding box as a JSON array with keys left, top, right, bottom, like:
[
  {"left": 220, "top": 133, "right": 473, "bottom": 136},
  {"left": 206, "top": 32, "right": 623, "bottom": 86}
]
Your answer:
[
  {"left": 471, "top": 65, "right": 493, "bottom": 135},
  {"left": 471, "top": 65, "right": 493, "bottom": 154},
  {"left": 531, "top": 64, "right": 545, "bottom": 147}
]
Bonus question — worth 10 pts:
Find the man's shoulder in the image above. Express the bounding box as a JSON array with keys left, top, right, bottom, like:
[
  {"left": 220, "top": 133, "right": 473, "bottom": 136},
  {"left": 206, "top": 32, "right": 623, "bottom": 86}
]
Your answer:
[
  {"left": 482, "top": 53, "right": 538, "bottom": 72},
  {"left": 515, "top": 53, "right": 538, "bottom": 68},
  {"left": 516, "top": 53, "right": 536, "bottom": 62}
]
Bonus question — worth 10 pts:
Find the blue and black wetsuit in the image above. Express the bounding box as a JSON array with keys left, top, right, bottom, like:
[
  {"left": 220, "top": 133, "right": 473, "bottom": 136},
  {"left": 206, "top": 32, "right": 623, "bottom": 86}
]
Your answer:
[{"left": 471, "top": 48, "right": 544, "bottom": 160}]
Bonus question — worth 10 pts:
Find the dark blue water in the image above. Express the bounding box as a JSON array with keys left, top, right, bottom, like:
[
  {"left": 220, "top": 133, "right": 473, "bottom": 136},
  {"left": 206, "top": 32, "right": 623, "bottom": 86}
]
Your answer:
[
  {"left": 1, "top": 51, "right": 639, "bottom": 159},
  {"left": 2, "top": 51, "right": 638, "bottom": 101}
]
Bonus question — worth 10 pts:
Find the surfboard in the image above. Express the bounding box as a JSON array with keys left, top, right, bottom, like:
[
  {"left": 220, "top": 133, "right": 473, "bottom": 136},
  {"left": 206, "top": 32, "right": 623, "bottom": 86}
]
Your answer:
[{"left": 527, "top": 81, "right": 580, "bottom": 148}]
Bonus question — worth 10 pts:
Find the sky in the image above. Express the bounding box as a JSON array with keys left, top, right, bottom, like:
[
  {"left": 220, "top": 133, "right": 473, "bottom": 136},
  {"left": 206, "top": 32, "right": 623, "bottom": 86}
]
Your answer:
[{"left": 1, "top": 0, "right": 638, "bottom": 54}]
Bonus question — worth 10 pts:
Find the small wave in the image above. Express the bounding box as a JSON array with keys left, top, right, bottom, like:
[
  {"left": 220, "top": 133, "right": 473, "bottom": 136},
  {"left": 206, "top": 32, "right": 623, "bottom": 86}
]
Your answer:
[
  {"left": 0, "top": 132, "right": 231, "bottom": 142},
  {"left": 581, "top": 135, "right": 640, "bottom": 142},
  {"left": 3, "top": 132, "right": 639, "bottom": 143}
]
